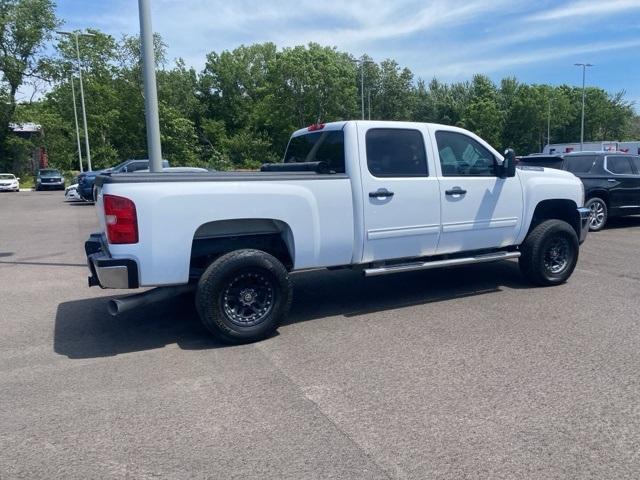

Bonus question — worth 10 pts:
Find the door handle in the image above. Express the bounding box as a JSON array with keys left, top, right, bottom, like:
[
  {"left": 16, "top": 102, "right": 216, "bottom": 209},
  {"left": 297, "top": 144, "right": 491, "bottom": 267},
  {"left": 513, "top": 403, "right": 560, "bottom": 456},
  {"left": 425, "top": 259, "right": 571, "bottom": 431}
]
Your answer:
[
  {"left": 369, "top": 188, "right": 394, "bottom": 198},
  {"left": 607, "top": 179, "right": 617, "bottom": 182},
  {"left": 445, "top": 188, "right": 467, "bottom": 195}
]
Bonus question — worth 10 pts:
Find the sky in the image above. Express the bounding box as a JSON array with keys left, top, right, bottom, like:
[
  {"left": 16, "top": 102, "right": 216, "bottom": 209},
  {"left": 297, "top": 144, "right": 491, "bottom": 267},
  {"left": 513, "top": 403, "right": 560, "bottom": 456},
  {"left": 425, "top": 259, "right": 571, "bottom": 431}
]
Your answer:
[{"left": 55, "top": 0, "right": 640, "bottom": 110}]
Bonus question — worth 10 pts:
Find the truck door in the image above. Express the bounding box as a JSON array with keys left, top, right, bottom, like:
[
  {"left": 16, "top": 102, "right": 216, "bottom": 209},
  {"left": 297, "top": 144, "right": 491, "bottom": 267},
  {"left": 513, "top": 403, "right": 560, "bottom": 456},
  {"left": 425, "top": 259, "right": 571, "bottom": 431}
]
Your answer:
[
  {"left": 358, "top": 124, "right": 441, "bottom": 262},
  {"left": 430, "top": 129, "right": 523, "bottom": 254}
]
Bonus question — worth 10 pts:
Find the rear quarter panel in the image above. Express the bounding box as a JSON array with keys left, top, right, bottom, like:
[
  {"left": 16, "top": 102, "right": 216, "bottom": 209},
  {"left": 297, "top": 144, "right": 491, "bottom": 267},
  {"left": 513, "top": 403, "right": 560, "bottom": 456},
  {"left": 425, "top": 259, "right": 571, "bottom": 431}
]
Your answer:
[{"left": 100, "top": 178, "right": 354, "bottom": 286}]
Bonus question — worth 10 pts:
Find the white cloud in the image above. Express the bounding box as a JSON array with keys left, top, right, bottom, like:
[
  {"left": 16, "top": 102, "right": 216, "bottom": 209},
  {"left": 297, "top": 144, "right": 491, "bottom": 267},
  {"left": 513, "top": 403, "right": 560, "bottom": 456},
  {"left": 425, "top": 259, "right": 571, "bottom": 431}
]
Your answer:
[
  {"left": 527, "top": 0, "right": 640, "bottom": 22},
  {"left": 436, "top": 38, "right": 640, "bottom": 76}
]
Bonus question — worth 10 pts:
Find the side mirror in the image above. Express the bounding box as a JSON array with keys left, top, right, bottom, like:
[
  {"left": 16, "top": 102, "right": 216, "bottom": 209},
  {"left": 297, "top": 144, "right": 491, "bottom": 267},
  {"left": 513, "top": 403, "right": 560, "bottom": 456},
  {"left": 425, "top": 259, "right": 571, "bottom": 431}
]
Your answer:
[
  {"left": 16, "top": 177, "right": 20, "bottom": 181},
  {"left": 499, "top": 148, "right": 517, "bottom": 178}
]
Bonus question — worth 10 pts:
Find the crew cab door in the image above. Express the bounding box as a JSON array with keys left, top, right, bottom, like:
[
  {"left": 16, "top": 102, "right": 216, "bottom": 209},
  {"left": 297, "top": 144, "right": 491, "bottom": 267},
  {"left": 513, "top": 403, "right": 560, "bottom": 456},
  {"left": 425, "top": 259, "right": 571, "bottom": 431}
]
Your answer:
[
  {"left": 358, "top": 124, "right": 441, "bottom": 262},
  {"left": 430, "top": 129, "right": 523, "bottom": 254}
]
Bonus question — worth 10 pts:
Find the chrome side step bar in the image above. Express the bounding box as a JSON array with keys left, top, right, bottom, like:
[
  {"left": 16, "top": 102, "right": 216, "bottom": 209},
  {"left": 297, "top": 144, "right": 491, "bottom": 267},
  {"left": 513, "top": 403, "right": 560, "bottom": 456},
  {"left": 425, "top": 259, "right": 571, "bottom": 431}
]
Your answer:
[{"left": 363, "top": 251, "right": 520, "bottom": 277}]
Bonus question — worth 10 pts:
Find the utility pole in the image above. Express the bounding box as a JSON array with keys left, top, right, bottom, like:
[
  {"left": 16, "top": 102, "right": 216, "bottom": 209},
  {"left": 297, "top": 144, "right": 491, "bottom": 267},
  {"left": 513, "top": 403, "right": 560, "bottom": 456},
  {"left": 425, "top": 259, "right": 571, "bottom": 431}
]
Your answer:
[
  {"left": 57, "top": 30, "right": 95, "bottom": 171},
  {"left": 368, "top": 89, "right": 371, "bottom": 120},
  {"left": 138, "top": 0, "right": 163, "bottom": 172},
  {"left": 70, "top": 75, "right": 83, "bottom": 172},
  {"left": 574, "top": 63, "right": 593, "bottom": 151}
]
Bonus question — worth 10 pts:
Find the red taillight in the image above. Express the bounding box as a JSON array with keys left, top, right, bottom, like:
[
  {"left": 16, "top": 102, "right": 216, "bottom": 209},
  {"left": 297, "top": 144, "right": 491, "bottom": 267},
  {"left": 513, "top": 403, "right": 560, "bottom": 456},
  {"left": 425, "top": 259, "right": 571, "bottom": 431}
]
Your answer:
[
  {"left": 103, "top": 194, "right": 138, "bottom": 244},
  {"left": 307, "top": 123, "right": 325, "bottom": 131}
]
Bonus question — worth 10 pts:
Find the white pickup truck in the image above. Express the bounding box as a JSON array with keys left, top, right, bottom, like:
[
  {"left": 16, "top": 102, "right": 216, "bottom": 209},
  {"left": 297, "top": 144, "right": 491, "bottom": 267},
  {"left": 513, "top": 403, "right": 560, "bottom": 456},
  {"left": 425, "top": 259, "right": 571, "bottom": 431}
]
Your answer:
[{"left": 86, "top": 121, "right": 590, "bottom": 343}]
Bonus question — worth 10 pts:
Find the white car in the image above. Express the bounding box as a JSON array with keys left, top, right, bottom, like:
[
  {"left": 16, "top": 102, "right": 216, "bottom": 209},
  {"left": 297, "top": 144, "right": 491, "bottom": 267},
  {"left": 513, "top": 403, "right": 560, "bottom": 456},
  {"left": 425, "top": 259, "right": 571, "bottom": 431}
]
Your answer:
[
  {"left": 0, "top": 173, "right": 19, "bottom": 192},
  {"left": 65, "top": 183, "right": 83, "bottom": 201},
  {"left": 86, "top": 120, "right": 590, "bottom": 343}
]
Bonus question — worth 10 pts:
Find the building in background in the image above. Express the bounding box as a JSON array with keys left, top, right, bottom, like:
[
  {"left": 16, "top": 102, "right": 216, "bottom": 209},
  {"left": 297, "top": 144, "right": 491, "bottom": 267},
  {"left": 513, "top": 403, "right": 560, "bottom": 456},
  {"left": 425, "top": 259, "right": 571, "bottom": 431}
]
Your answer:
[
  {"left": 8, "top": 122, "right": 48, "bottom": 171},
  {"left": 543, "top": 141, "right": 640, "bottom": 155}
]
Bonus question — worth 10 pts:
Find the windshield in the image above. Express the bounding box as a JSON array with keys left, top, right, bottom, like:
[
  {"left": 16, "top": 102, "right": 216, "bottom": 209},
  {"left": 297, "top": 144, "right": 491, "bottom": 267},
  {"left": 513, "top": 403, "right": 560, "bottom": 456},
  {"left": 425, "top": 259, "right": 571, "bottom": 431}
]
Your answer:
[
  {"left": 0, "top": 174, "right": 15, "bottom": 180},
  {"left": 39, "top": 169, "right": 61, "bottom": 176},
  {"left": 284, "top": 130, "right": 345, "bottom": 173}
]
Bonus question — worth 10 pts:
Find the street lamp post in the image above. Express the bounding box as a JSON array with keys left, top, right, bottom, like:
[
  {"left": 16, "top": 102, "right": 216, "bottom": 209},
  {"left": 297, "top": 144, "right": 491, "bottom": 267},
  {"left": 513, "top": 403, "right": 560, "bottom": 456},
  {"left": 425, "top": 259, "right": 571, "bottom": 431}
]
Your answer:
[
  {"left": 69, "top": 75, "right": 83, "bottom": 172},
  {"left": 138, "top": 0, "right": 163, "bottom": 173},
  {"left": 547, "top": 99, "right": 551, "bottom": 148},
  {"left": 353, "top": 58, "right": 375, "bottom": 120},
  {"left": 58, "top": 30, "right": 95, "bottom": 171},
  {"left": 574, "top": 63, "right": 594, "bottom": 151}
]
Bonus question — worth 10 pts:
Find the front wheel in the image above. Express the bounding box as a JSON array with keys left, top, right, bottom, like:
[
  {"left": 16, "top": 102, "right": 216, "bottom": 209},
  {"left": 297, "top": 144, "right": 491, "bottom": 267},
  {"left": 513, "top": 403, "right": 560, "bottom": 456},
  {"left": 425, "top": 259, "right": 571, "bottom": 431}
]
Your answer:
[
  {"left": 196, "top": 249, "right": 292, "bottom": 343},
  {"left": 519, "top": 219, "right": 579, "bottom": 286},
  {"left": 585, "top": 197, "right": 607, "bottom": 231}
]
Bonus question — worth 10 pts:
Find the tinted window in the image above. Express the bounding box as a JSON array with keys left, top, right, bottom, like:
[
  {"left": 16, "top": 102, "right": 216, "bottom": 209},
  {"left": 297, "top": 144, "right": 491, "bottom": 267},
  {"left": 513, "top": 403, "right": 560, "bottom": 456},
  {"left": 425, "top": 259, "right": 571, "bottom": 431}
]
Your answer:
[
  {"left": 365, "top": 129, "right": 427, "bottom": 177},
  {"left": 631, "top": 156, "right": 640, "bottom": 173},
  {"left": 607, "top": 156, "right": 633, "bottom": 174},
  {"left": 435, "top": 131, "right": 495, "bottom": 176},
  {"left": 564, "top": 155, "right": 596, "bottom": 174},
  {"left": 125, "top": 162, "right": 148, "bottom": 172},
  {"left": 284, "top": 130, "right": 345, "bottom": 173}
]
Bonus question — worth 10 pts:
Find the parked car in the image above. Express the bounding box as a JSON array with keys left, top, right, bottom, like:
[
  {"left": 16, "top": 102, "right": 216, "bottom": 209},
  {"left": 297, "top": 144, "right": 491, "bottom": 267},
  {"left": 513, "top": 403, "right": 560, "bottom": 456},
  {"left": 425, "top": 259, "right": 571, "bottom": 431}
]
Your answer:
[
  {"left": 65, "top": 183, "right": 83, "bottom": 201},
  {"left": 0, "top": 173, "right": 20, "bottom": 192},
  {"left": 138, "top": 167, "right": 210, "bottom": 173},
  {"left": 77, "top": 159, "right": 169, "bottom": 201},
  {"left": 85, "top": 120, "right": 589, "bottom": 344},
  {"left": 518, "top": 151, "right": 640, "bottom": 231},
  {"left": 35, "top": 169, "right": 65, "bottom": 191}
]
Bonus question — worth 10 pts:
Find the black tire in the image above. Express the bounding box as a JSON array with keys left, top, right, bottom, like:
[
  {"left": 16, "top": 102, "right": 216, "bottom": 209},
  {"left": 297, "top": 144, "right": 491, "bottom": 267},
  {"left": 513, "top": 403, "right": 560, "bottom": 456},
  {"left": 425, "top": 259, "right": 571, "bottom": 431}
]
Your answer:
[
  {"left": 585, "top": 197, "right": 607, "bottom": 231},
  {"left": 92, "top": 186, "right": 98, "bottom": 202},
  {"left": 196, "top": 249, "right": 292, "bottom": 343},
  {"left": 519, "top": 219, "right": 579, "bottom": 286}
]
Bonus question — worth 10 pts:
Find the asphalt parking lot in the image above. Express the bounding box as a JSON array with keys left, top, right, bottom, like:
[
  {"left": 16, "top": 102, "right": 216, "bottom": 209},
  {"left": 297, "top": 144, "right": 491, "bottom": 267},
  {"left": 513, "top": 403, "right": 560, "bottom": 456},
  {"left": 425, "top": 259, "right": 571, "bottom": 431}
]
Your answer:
[{"left": 1, "top": 191, "right": 640, "bottom": 479}]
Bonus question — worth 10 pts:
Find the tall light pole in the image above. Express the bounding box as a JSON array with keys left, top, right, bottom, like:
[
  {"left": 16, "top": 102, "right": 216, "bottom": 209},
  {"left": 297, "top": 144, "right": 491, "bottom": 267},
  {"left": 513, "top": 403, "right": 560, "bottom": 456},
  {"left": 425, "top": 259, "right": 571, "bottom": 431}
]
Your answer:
[
  {"left": 547, "top": 99, "right": 551, "bottom": 149},
  {"left": 69, "top": 75, "right": 83, "bottom": 172},
  {"left": 574, "top": 63, "right": 593, "bottom": 151},
  {"left": 353, "top": 58, "right": 375, "bottom": 120},
  {"left": 58, "top": 30, "right": 95, "bottom": 171},
  {"left": 138, "top": 0, "right": 163, "bottom": 172}
]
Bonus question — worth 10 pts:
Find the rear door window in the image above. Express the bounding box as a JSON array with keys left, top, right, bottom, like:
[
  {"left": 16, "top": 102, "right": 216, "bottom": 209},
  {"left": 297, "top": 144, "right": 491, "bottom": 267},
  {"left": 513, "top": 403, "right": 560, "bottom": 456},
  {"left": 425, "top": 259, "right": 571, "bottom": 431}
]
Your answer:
[
  {"left": 365, "top": 129, "right": 428, "bottom": 177},
  {"left": 564, "top": 155, "right": 596, "bottom": 174},
  {"left": 606, "top": 156, "right": 633, "bottom": 174},
  {"left": 284, "top": 130, "right": 345, "bottom": 173},
  {"left": 630, "top": 156, "right": 640, "bottom": 173}
]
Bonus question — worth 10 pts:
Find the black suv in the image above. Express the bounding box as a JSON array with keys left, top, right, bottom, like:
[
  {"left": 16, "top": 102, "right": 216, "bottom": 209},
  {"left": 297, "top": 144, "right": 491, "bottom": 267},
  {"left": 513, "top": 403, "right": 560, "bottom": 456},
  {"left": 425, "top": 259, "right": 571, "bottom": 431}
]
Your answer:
[{"left": 519, "top": 152, "right": 640, "bottom": 231}]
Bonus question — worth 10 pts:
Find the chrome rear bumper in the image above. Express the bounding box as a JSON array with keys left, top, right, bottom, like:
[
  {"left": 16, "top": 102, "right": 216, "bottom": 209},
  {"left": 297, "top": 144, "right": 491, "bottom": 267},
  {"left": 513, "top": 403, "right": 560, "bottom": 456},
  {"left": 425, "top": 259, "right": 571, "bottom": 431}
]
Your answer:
[{"left": 85, "top": 233, "right": 139, "bottom": 289}]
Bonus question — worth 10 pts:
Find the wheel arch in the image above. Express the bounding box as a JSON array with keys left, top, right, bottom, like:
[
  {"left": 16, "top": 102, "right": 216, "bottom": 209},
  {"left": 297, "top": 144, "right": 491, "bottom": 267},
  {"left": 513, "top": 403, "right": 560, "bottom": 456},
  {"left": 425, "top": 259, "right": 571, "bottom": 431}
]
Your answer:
[
  {"left": 526, "top": 199, "right": 581, "bottom": 239},
  {"left": 189, "top": 218, "right": 295, "bottom": 274},
  {"left": 585, "top": 189, "right": 609, "bottom": 204}
]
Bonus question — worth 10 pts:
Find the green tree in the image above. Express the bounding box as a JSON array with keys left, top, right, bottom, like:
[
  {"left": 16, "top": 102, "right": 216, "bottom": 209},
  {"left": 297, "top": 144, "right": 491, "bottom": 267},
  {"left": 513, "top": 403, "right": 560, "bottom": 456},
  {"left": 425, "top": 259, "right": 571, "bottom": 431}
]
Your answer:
[{"left": 0, "top": 0, "right": 58, "bottom": 170}]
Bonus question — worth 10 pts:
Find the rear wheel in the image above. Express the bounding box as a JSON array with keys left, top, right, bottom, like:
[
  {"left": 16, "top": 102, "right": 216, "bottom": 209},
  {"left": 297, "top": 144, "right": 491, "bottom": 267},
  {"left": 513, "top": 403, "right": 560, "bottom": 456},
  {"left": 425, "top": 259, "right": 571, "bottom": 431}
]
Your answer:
[
  {"left": 519, "top": 219, "right": 579, "bottom": 286},
  {"left": 585, "top": 197, "right": 607, "bottom": 231},
  {"left": 196, "top": 249, "right": 292, "bottom": 343}
]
